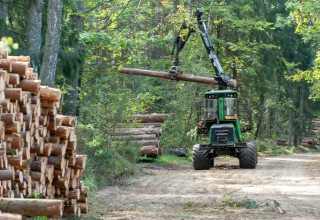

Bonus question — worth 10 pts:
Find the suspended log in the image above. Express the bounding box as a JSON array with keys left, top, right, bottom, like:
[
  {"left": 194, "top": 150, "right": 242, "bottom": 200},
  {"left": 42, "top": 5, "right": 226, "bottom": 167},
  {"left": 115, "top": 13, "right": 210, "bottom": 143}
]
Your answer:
[
  {"left": 0, "top": 198, "right": 63, "bottom": 217},
  {"left": 130, "top": 113, "right": 166, "bottom": 123},
  {"left": 120, "top": 68, "right": 221, "bottom": 85}
]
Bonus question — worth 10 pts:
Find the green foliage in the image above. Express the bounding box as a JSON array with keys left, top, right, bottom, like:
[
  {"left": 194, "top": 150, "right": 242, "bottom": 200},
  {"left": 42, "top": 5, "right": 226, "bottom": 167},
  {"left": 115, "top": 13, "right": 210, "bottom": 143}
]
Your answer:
[
  {"left": 76, "top": 127, "right": 141, "bottom": 191},
  {"left": 141, "top": 154, "right": 192, "bottom": 166},
  {"left": 0, "top": 37, "right": 18, "bottom": 54},
  {"left": 5, "top": 0, "right": 320, "bottom": 186},
  {"left": 286, "top": 0, "right": 320, "bottom": 100},
  {"left": 238, "top": 196, "right": 257, "bottom": 208},
  {"left": 222, "top": 193, "right": 231, "bottom": 205}
]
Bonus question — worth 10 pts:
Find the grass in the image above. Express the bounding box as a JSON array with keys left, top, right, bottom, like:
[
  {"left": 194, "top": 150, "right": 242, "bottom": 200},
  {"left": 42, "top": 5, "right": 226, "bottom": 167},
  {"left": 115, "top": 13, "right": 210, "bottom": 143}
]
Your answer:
[
  {"left": 256, "top": 140, "right": 320, "bottom": 156},
  {"left": 140, "top": 154, "right": 192, "bottom": 166}
]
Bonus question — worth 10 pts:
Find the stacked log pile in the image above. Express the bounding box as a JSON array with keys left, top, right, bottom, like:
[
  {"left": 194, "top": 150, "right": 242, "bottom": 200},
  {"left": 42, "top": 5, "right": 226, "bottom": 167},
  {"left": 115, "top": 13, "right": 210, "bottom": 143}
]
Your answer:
[
  {"left": 301, "top": 137, "right": 319, "bottom": 148},
  {"left": 311, "top": 118, "right": 320, "bottom": 136},
  {"left": 113, "top": 113, "right": 165, "bottom": 158},
  {"left": 0, "top": 53, "right": 88, "bottom": 217},
  {"left": 276, "top": 138, "right": 289, "bottom": 146},
  {"left": 276, "top": 137, "right": 319, "bottom": 148}
]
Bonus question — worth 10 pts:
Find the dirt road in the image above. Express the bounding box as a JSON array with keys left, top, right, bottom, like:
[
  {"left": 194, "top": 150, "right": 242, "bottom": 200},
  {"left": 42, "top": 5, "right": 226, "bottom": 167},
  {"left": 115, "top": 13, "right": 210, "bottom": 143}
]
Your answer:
[{"left": 89, "top": 153, "right": 320, "bottom": 219}]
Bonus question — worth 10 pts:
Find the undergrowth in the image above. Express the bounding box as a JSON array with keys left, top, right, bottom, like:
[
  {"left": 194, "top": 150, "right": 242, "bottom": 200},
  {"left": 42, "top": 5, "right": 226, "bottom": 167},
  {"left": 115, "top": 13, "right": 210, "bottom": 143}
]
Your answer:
[
  {"left": 256, "top": 139, "right": 320, "bottom": 155},
  {"left": 140, "top": 154, "right": 192, "bottom": 165},
  {"left": 76, "top": 127, "right": 141, "bottom": 191}
]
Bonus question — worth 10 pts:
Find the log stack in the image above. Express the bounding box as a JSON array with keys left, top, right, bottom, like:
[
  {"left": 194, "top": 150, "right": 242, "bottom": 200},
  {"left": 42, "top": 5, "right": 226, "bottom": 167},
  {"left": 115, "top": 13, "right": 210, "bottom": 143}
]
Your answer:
[
  {"left": 311, "top": 118, "right": 320, "bottom": 136},
  {"left": 0, "top": 53, "right": 88, "bottom": 217},
  {"left": 301, "top": 137, "right": 319, "bottom": 148},
  {"left": 113, "top": 113, "right": 165, "bottom": 158}
]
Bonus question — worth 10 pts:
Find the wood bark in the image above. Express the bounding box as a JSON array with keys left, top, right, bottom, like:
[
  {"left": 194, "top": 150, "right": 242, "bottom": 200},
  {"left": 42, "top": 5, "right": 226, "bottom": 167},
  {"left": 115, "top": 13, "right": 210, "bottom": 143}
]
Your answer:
[
  {"left": 62, "top": 1, "right": 85, "bottom": 116},
  {"left": 12, "top": 62, "right": 28, "bottom": 76},
  {"left": 140, "top": 146, "right": 158, "bottom": 158},
  {"left": 77, "top": 203, "right": 88, "bottom": 214},
  {"left": 120, "top": 68, "right": 221, "bottom": 86},
  {"left": 40, "top": 0, "right": 63, "bottom": 87},
  {"left": 0, "top": 170, "right": 14, "bottom": 180},
  {"left": 27, "top": 0, "right": 44, "bottom": 72},
  {"left": 19, "top": 80, "right": 41, "bottom": 95},
  {"left": 114, "top": 128, "right": 161, "bottom": 137},
  {"left": 40, "top": 86, "right": 61, "bottom": 102},
  {"left": 130, "top": 114, "right": 166, "bottom": 123},
  {"left": 0, "top": 198, "right": 63, "bottom": 217},
  {"left": 0, "top": 213, "right": 22, "bottom": 220},
  {"left": 0, "top": 0, "right": 8, "bottom": 22}
]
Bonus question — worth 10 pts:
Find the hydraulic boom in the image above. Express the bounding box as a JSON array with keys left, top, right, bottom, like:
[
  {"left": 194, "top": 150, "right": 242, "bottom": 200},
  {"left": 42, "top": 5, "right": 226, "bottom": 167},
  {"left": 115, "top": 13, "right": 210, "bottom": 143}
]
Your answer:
[{"left": 170, "top": 8, "right": 235, "bottom": 89}]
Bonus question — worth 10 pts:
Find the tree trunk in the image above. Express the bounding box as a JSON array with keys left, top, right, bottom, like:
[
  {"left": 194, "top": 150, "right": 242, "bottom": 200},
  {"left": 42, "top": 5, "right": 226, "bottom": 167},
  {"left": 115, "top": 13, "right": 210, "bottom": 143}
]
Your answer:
[
  {"left": 63, "top": 1, "right": 85, "bottom": 116},
  {"left": 27, "top": 0, "right": 44, "bottom": 72},
  {"left": 288, "top": 107, "right": 293, "bottom": 146},
  {"left": 0, "top": 1, "right": 8, "bottom": 20},
  {"left": 0, "top": 0, "right": 8, "bottom": 36},
  {"left": 293, "top": 86, "right": 301, "bottom": 147},
  {"left": 40, "top": 0, "right": 63, "bottom": 87}
]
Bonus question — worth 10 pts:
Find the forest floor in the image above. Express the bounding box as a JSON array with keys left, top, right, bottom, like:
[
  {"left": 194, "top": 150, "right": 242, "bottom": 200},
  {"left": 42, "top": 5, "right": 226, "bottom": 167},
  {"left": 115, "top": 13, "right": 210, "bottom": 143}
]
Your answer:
[{"left": 89, "top": 152, "right": 320, "bottom": 219}]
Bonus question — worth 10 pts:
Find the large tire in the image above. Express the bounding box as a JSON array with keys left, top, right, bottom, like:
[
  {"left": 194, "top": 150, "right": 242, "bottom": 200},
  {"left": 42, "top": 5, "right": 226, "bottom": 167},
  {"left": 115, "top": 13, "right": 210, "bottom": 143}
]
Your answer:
[
  {"left": 193, "top": 144, "right": 213, "bottom": 170},
  {"left": 239, "top": 142, "right": 257, "bottom": 169}
]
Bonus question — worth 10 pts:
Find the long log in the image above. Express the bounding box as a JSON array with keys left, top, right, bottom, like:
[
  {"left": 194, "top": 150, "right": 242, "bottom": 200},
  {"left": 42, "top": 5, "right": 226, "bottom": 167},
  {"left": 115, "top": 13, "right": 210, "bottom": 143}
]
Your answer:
[
  {"left": 130, "top": 113, "right": 165, "bottom": 123},
  {"left": 0, "top": 198, "right": 63, "bottom": 217},
  {"left": 112, "top": 134, "right": 157, "bottom": 141},
  {"left": 120, "top": 68, "right": 220, "bottom": 85},
  {"left": 0, "top": 213, "right": 22, "bottom": 220},
  {"left": 114, "top": 127, "right": 161, "bottom": 137}
]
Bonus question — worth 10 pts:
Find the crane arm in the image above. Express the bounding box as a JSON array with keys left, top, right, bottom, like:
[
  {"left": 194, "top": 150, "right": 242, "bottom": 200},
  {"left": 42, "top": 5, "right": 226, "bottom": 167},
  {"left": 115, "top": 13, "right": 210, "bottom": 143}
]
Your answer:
[{"left": 170, "top": 8, "right": 235, "bottom": 89}]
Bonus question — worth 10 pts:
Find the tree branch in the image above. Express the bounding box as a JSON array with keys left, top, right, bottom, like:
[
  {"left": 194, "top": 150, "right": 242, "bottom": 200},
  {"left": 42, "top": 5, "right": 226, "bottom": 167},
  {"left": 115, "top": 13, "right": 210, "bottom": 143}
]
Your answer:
[
  {"left": 98, "top": 0, "right": 133, "bottom": 31},
  {"left": 85, "top": 0, "right": 113, "bottom": 13}
]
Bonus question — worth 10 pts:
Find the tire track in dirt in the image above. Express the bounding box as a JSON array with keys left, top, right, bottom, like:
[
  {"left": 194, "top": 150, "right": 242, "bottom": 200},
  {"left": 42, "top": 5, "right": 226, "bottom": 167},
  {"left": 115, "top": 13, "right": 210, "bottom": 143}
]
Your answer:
[{"left": 90, "top": 153, "right": 320, "bottom": 219}]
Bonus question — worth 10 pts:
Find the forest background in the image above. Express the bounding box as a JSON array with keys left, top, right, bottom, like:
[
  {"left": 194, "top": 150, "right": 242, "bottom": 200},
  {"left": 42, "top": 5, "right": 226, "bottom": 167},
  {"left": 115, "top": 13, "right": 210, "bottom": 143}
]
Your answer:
[{"left": 1, "top": 0, "right": 320, "bottom": 190}]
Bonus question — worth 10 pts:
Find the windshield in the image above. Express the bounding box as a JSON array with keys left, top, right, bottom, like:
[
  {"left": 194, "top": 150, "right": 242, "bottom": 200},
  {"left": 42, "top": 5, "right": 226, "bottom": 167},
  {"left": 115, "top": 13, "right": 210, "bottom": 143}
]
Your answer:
[
  {"left": 205, "top": 99, "right": 218, "bottom": 119},
  {"left": 224, "top": 98, "right": 238, "bottom": 118}
]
